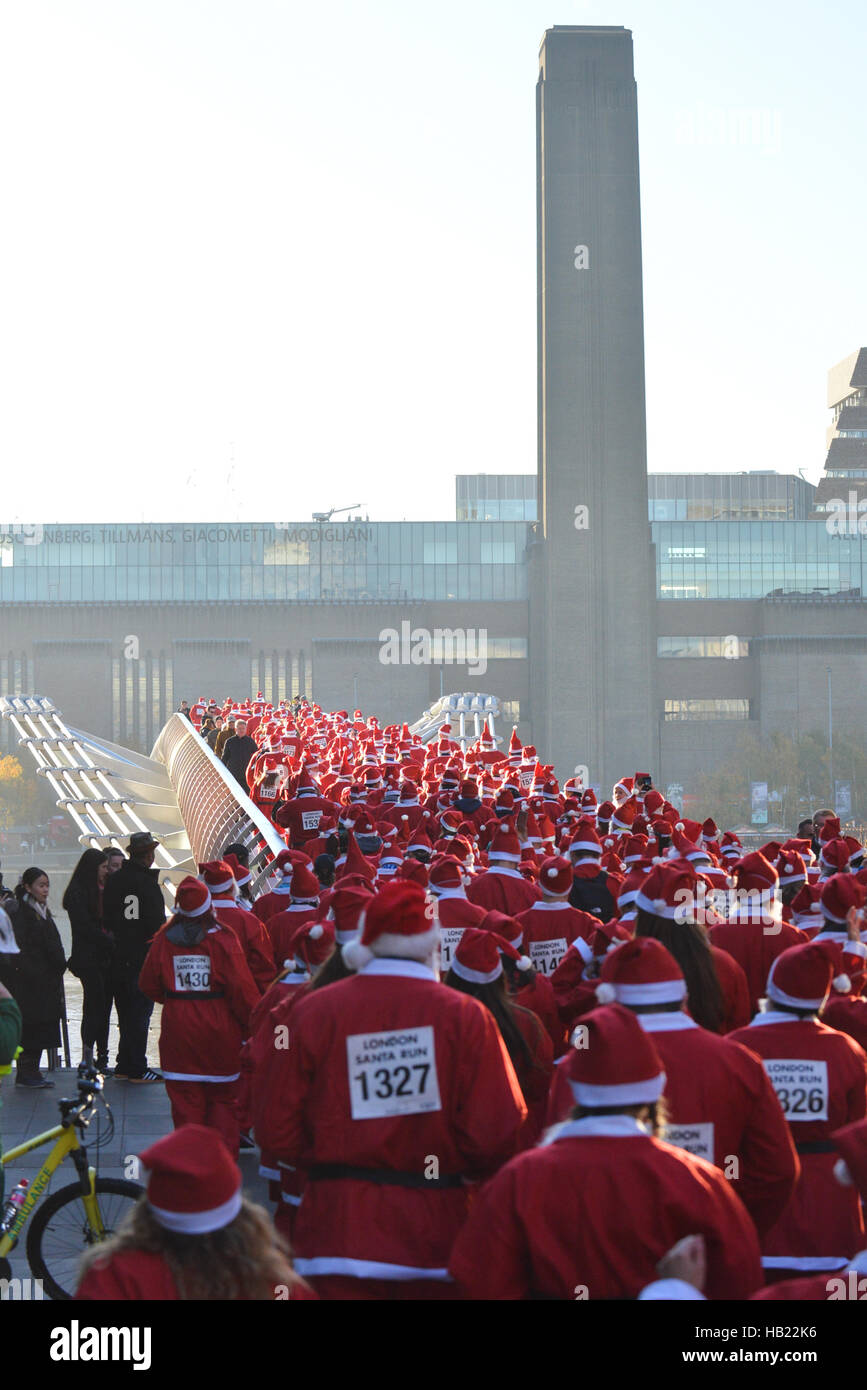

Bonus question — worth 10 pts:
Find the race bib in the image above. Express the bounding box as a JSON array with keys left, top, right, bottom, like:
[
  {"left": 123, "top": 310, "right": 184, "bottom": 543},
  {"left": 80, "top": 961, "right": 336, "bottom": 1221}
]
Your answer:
[
  {"left": 439, "top": 927, "right": 465, "bottom": 974},
  {"left": 663, "top": 1121, "right": 715, "bottom": 1163},
  {"left": 763, "top": 1058, "right": 829, "bottom": 1122},
  {"left": 529, "top": 937, "right": 568, "bottom": 975},
  {"left": 259, "top": 784, "right": 277, "bottom": 799},
  {"left": 346, "top": 1026, "right": 442, "bottom": 1120},
  {"left": 519, "top": 769, "right": 533, "bottom": 789},
  {"left": 301, "top": 809, "right": 322, "bottom": 831},
  {"left": 173, "top": 954, "right": 211, "bottom": 991}
]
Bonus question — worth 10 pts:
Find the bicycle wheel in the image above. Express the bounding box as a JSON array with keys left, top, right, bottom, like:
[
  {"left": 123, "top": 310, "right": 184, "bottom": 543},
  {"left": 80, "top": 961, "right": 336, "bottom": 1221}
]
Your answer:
[{"left": 26, "top": 1177, "right": 144, "bottom": 1300}]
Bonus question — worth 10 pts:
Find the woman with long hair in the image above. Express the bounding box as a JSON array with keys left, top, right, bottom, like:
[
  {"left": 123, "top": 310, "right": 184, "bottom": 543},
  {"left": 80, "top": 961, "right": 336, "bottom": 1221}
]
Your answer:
[
  {"left": 63, "top": 848, "right": 112, "bottom": 1071},
  {"left": 4, "top": 868, "right": 67, "bottom": 1087},
  {"left": 445, "top": 928, "right": 553, "bottom": 1145},
  {"left": 76, "top": 1124, "right": 313, "bottom": 1301}
]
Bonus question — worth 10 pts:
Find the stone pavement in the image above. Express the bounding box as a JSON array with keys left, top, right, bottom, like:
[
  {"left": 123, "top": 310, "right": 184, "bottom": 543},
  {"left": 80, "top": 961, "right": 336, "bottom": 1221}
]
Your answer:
[{"left": 1, "top": 1070, "right": 269, "bottom": 1292}]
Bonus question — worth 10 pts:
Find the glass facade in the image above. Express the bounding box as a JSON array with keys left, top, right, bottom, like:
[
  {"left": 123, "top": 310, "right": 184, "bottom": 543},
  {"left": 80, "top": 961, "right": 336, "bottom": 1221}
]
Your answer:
[
  {"left": 654, "top": 522, "right": 867, "bottom": 600},
  {"left": 664, "top": 699, "right": 751, "bottom": 721},
  {"left": 648, "top": 473, "right": 815, "bottom": 522},
  {"left": 657, "top": 636, "right": 750, "bottom": 658},
  {"left": 0, "top": 522, "right": 531, "bottom": 604},
  {"left": 456, "top": 475, "right": 538, "bottom": 522}
]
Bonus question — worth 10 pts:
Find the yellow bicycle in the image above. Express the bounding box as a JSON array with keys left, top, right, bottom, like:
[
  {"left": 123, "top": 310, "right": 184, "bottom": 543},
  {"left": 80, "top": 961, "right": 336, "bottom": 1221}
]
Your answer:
[{"left": 0, "top": 1068, "right": 143, "bottom": 1300}]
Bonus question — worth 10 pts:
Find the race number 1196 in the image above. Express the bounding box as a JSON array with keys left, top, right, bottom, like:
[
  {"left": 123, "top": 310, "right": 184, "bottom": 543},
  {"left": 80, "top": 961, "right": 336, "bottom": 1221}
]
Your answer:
[{"left": 346, "top": 1026, "right": 442, "bottom": 1120}]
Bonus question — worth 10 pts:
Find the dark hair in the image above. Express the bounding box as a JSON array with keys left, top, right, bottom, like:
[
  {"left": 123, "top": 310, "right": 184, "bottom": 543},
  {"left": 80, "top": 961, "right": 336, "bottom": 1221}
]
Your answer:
[
  {"left": 781, "top": 882, "right": 804, "bottom": 907},
  {"left": 797, "top": 819, "right": 814, "bottom": 839},
  {"left": 572, "top": 1098, "right": 669, "bottom": 1138},
  {"left": 313, "top": 854, "right": 335, "bottom": 887},
  {"left": 635, "top": 908, "right": 725, "bottom": 1033},
  {"left": 62, "top": 848, "right": 108, "bottom": 916},
  {"left": 15, "top": 866, "right": 49, "bottom": 905},
  {"left": 445, "top": 969, "right": 533, "bottom": 1073},
  {"left": 223, "top": 843, "right": 250, "bottom": 869},
  {"left": 308, "top": 947, "right": 352, "bottom": 989}
]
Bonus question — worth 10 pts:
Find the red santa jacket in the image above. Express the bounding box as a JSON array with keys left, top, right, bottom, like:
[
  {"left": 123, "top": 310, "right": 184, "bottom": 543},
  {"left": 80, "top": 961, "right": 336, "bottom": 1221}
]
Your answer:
[
  {"left": 76, "top": 1250, "right": 316, "bottom": 1300},
  {"left": 138, "top": 919, "right": 259, "bottom": 1082},
  {"left": 251, "top": 880, "right": 297, "bottom": 926},
  {"left": 208, "top": 897, "right": 276, "bottom": 994},
  {"left": 516, "top": 901, "right": 599, "bottom": 977},
  {"left": 511, "top": 1004, "right": 554, "bottom": 1149},
  {"left": 448, "top": 1115, "right": 764, "bottom": 1300},
  {"left": 729, "top": 1011, "right": 867, "bottom": 1270},
  {"left": 752, "top": 1250, "right": 867, "bottom": 1301},
  {"left": 466, "top": 866, "right": 540, "bottom": 917},
  {"left": 252, "top": 957, "right": 527, "bottom": 1285},
  {"left": 709, "top": 914, "right": 807, "bottom": 1016},
  {"left": 274, "top": 793, "right": 339, "bottom": 847},
  {"left": 267, "top": 903, "right": 321, "bottom": 970},
  {"left": 547, "top": 1010, "right": 797, "bottom": 1238},
  {"left": 434, "top": 891, "right": 486, "bottom": 977},
  {"left": 709, "top": 944, "right": 752, "bottom": 1033}
]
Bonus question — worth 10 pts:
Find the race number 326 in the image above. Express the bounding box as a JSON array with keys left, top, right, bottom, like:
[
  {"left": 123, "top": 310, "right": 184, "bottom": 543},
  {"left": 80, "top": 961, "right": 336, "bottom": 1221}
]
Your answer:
[{"left": 346, "top": 1026, "right": 442, "bottom": 1120}]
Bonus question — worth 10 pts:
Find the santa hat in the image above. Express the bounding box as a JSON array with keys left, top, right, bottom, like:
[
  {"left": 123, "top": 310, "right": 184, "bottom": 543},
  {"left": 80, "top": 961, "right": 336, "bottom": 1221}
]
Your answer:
[
  {"left": 272, "top": 848, "right": 309, "bottom": 878},
  {"left": 621, "top": 834, "right": 649, "bottom": 866},
  {"left": 290, "top": 862, "right": 321, "bottom": 902},
  {"left": 199, "top": 860, "right": 237, "bottom": 898},
  {"left": 609, "top": 799, "right": 637, "bottom": 835},
  {"left": 508, "top": 727, "right": 522, "bottom": 760},
  {"left": 766, "top": 939, "right": 851, "bottom": 1010},
  {"left": 719, "top": 831, "right": 742, "bottom": 860},
  {"left": 140, "top": 1125, "right": 242, "bottom": 1234},
  {"left": 596, "top": 937, "right": 687, "bottom": 1007},
  {"left": 596, "top": 801, "right": 615, "bottom": 828},
  {"left": 480, "top": 909, "right": 523, "bottom": 951},
  {"left": 429, "top": 856, "right": 466, "bottom": 893},
  {"left": 832, "top": 1118, "right": 867, "bottom": 1195},
  {"left": 342, "top": 881, "right": 437, "bottom": 971},
  {"left": 538, "top": 854, "right": 572, "bottom": 896},
  {"left": 451, "top": 928, "right": 531, "bottom": 984},
  {"left": 670, "top": 819, "right": 707, "bottom": 862},
  {"left": 821, "top": 839, "right": 852, "bottom": 875},
  {"left": 567, "top": 1004, "right": 666, "bottom": 1107},
  {"left": 731, "top": 852, "right": 779, "bottom": 903},
  {"left": 820, "top": 873, "right": 866, "bottom": 925},
  {"left": 224, "top": 852, "right": 252, "bottom": 887},
  {"left": 329, "top": 883, "right": 375, "bottom": 944},
  {"left": 406, "top": 825, "right": 433, "bottom": 857},
  {"left": 789, "top": 882, "right": 824, "bottom": 929},
  {"left": 174, "top": 876, "right": 212, "bottom": 918},
  {"left": 568, "top": 819, "right": 603, "bottom": 857},
  {"left": 459, "top": 778, "right": 479, "bottom": 799},
  {"left": 613, "top": 776, "right": 634, "bottom": 802},
  {"left": 643, "top": 789, "right": 664, "bottom": 819},
  {"left": 701, "top": 818, "right": 718, "bottom": 843},
  {"left": 777, "top": 852, "right": 807, "bottom": 888},
  {"left": 287, "top": 918, "right": 335, "bottom": 969},
  {"left": 376, "top": 853, "right": 403, "bottom": 880},
  {"left": 338, "top": 833, "right": 376, "bottom": 883},
  {"left": 396, "top": 857, "right": 430, "bottom": 889},
  {"left": 488, "top": 822, "right": 522, "bottom": 864},
  {"left": 634, "top": 863, "right": 697, "bottom": 921},
  {"left": 819, "top": 817, "right": 842, "bottom": 844},
  {"left": 580, "top": 789, "right": 598, "bottom": 811}
]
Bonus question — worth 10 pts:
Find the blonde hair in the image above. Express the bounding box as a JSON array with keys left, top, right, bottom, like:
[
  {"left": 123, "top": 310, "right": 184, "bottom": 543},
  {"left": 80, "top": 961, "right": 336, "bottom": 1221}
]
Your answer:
[{"left": 78, "top": 1195, "right": 303, "bottom": 1300}]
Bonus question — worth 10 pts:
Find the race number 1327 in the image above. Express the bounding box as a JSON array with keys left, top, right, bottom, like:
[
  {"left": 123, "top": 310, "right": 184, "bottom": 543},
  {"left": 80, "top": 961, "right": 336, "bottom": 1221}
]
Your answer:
[{"left": 346, "top": 1026, "right": 442, "bottom": 1119}]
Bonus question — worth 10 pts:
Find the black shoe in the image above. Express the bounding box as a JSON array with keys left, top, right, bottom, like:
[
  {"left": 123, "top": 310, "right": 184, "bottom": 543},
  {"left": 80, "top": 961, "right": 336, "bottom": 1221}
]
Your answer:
[
  {"left": 16, "top": 1076, "right": 55, "bottom": 1089},
  {"left": 127, "top": 1069, "right": 163, "bottom": 1084}
]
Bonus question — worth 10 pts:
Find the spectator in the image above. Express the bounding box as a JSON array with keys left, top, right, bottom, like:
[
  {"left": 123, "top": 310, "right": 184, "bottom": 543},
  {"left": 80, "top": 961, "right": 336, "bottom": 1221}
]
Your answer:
[
  {"left": 812, "top": 808, "right": 835, "bottom": 860},
  {"left": 221, "top": 719, "right": 257, "bottom": 790},
  {"left": 76, "top": 1125, "right": 311, "bottom": 1300},
  {"left": 102, "top": 833, "right": 166, "bottom": 1083},
  {"left": 3, "top": 869, "right": 66, "bottom": 1088},
  {"left": 177, "top": 700, "right": 192, "bottom": 721},
  {"left": 0, "top": 910, "right": 23, "bottom": 1199},
  {"left": 206, "top": 715, "right": 224, "bottom": 751},
  {"left": 104, "top": 847, "right": 124, "bottom": 876},
  {"left": 63, "top": 849, "right": 114, "bottom": 1072}
]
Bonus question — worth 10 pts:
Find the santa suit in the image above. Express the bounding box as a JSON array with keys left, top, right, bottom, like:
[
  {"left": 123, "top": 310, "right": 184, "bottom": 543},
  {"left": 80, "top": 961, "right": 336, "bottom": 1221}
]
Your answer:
[
  {"left": 516, "top": 900, "right": 598, "bottom": 978},
  {"left": 209, "top": 897, "right": 276, "bottom": 994},
  {"left": 448, "top": 1115, "right": 764, "bottom": 1299},
  {"left": 251, "top": 877, "right": 297, "bottom": 927},
  {"left": 275, "top": 792, "right": 339, "bottom": 847},
  {"left": 547, "top": 1010, "right": 797, "bottom": 1238},
  {"left": 709, "top": 944, "right": 752, "bottom": 1033},
  {"left": 267, "top": 903, "right": 321, "bottom": 969},
  {"left": 752, "top": 1249, "right": 867, "bottom": 1300},
  {"left": 511, "top": 1004, "right": 554, "bottom": 1149},
  {"left": 434, "top": 891, "right": 486, "bottom": 977},
  {"left": 512, "top": 970, "right": 568, "bottom": 1057},
  {"left": 709, "top": 913, "right": 806, "bottom": 1016},
  {"left": 466, "top": 866, "right": 540, "bottom": 917},
  {"left": 550, "top": 940, "right": 599, "bottom": 1030},
  {"left": 139, "top": 920, "right": 260, "bottom": 1155},
  {"left": 378, "top": 800, "right": 428, "bottom": 834},
  {"left": 253, "top": 957, "right": 527, "bottom": 1299},
  {"left": 728, "top": 1012, "right": 867, "bottom": 1273},
  {"left": 76, "top": 1249, "right": 317, "bottom": 1300}
]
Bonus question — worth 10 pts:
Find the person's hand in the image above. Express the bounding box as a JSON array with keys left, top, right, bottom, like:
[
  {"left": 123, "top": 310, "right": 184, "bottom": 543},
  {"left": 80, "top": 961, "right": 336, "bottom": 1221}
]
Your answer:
[
  {"left": 846, "top": 904, "right": 864, "bottom": 943},
  {"left": 656, "top": 1234, "right": 706, "bottom": 1291}
]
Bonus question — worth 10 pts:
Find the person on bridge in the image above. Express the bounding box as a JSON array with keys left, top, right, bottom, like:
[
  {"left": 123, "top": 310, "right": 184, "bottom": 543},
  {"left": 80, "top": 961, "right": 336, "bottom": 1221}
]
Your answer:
[
  {"left": 102, "top": 832, "right": 166, "bottom": 1083},
  {"left": 2, "top": 868, "right": 66, "bottom": 1088},
  {"left": 221, "top": 719, "right": 257, "bottom": 791},
  {"left": 63, "top": 848, "right": 114, "bottom": 1073}
]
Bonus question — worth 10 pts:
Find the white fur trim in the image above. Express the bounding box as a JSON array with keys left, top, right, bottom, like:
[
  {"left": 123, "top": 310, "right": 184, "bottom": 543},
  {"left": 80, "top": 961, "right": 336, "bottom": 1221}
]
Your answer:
[
  {"left": 834, "top": 1158, "right": 854, "bottom": 1187},
  {"left": 149, "top": 1186, "right": 242, "bottom": 1235},
  {"left": 610, "top": 978, "right": 687, "bottom": 1005},
  {"left": 569, "top": 1072, "right": 666, "bottom": 1106},
  {"left": 368, "top": 925, "right": 439, "bottom": 962},
  {"left": 451, "top": 957, "right": 503, "bottom": 985}
]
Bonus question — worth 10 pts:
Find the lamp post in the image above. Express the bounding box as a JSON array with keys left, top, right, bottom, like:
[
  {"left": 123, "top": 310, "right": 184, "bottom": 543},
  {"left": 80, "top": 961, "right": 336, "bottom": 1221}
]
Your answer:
[{"left": 826, "top": 665, "right": 834, "bottom": 808}]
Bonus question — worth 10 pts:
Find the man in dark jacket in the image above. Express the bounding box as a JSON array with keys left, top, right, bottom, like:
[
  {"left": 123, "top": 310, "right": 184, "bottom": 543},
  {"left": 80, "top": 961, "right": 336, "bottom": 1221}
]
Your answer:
[
  {"left": 102, "top": 833, "right": 166, "bottom": 1082},
  {"left": 221, "top": 719, "right": 257, "bottom": 791}
]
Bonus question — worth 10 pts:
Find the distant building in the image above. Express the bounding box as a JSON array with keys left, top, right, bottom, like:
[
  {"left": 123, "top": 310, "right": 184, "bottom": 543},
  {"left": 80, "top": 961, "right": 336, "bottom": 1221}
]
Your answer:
[{"left": 813, "top": 348, "right": 867, "bottom": 518}]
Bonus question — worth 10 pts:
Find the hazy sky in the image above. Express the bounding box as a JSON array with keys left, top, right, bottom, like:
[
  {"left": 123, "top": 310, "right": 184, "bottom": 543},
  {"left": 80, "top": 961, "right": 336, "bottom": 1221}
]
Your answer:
[{"left": 1, "top": 0, "right": 865, "bottom": 525}]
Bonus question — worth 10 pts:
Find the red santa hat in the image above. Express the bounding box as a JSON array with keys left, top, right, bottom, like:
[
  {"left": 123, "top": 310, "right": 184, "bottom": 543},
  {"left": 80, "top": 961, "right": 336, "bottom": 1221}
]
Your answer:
[
  {"left": 429, "top": 855, "right": 466, "bottom": 892},
  {"left": 580, "top": 789, "right": 598, "bottom": 812},
  {"left": 634, "top": 863, "right": 697, "bottom": 921},
  {"left": 140, "top": 1125, "right": 242, "bottom": 1234},
  {"left": 596, "top": 800, "right": 615, "bottom": 827},
  {"left": 596, "top": 937, "right": 687, "bottom": 1007},
  {"left": 329, "top": 882, "right": 375, "bottom": 945},
  {"left": 480, "top": 909, "right": 523, "bottom": 951},
  {"left": 820, "top": 873, "right": 866, "bottom": 925},
  {"left": 774, "top": 852, "right": 806, "bottom": 889},
  {"left": 766, "top": 939, "right": 851, "bottom": 1010},
  {"left": 459, "top": 777, "right": 479, "bottom": 799},
  {"left": 821, "top": 839, "right": 852, "bottom": 875},
  {"left": 622, "top": 834, "right": 649, "bottom": 866},
  {"left": 488, "top": 822, "right": 522, "bottom": 864},
  {"left": 198, "top": 860, "right": 237, "bottom": 898},
  {"left": 731, "top": 852, "right": 779, "bottom": 903},
  {"left": 290, "top": 862, "right": 321, "bottom": 902},
  {"left": 568, "top": 819, "right": 603, "bottom": 857},
  {"left": 719, "top": 831, "right": 742, "bottom": 860},
  {"left": 396, "top": 857, "right": 430, "bottom": 889},
  {"left": 406, "top": 825, "right": 434, "bottom": 856},
  {"left": 789, "top": 882, "right": 824, "bottom": 929},
  {"left": 832, "top": 1117, "right": 867, "bottom": 1195},
  {"left": 567, "top": 1004, "right": 666, "bottom": 1107},
  {"left": 819, "top": 816, "right": 842, "bottom": 844},
  {"left": 286, "top": 918, "right": 335, "bottom": 970},
  {"left": 342, "top": 880, "right": 437, "bottom": 971},
  {"left": 224, "top": 852, "right": 252, "bottom": 887},
  {"left": 538, "top": 854, "right": 572, "bottom": 896},
  {"left": 670, "top": 819, "right": 708, "bottom": 862},
  {"left": 451, "top": 928, "right": 531, "bottom": 984},
  {"left": 508, "top": 726, "right": 522, "bottom": 761},
  {"left": 338, "top": 833, "right": 377, "bottom": 883},
  {"left": 174, "top": 876, "right": 212, "bottom": 918},
  {"left": 609, "top": 799, "right": 637, "bottom": 835},
  {"left": 613, "top": 775, "right": 634, "bottom": 802}
]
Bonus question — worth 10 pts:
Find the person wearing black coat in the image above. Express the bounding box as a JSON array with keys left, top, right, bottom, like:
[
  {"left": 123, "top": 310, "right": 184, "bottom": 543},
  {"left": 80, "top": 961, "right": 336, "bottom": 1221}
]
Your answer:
[
  {"left": 63, "top": 849, "right": 113, "bottom": 1072},
  {"left": 221, "top": 720, "right": 257, "bottom": 790},
  {"left": 1, "top": 868, "right": 67, "bottom": 1088},
  {"left": 101, "top": 833, "right": 166, "bottom": 1083}
]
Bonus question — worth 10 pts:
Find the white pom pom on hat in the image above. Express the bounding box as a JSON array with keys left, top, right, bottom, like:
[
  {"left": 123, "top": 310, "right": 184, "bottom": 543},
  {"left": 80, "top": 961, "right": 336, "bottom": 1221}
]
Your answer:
[
  {"left": 595, "top": 982, "right": 617, "bottom": 1004},
  {"left": 342, "top": 939, "right": 373, "bottom": 971},
  {"left": 833, "top": 973, "right": 852, "bottom": 993},
  {"left": 309, "top": 923, "right": 324, "bottom": 940},
  {"left": 517, "top": 955, "right": 533, "bottom": 972}
]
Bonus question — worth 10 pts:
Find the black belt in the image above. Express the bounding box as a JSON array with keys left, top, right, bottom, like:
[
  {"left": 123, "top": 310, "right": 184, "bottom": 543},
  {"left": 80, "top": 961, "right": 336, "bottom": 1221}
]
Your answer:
[
  {"left": 165, "top": 989, "right": 225, "bottom": 1000},
  {"left": 308, "top": 1163, "right": 464, "bottom": 1190},
  {"left": 796, "top": 1141, "right": 836, "bottom": 1155}
]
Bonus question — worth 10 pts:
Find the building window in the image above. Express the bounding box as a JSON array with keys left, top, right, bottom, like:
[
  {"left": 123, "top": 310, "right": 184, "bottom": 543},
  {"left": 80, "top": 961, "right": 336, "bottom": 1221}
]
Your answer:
[
  {"left": 500, "top": 700, "right": 521, "bottom": 725},
  {"left": 663, "top": 699, "right": 751, "bottom": 721},
  {"left": 657, "top": 636, "right": 750, "bottom": 659}
]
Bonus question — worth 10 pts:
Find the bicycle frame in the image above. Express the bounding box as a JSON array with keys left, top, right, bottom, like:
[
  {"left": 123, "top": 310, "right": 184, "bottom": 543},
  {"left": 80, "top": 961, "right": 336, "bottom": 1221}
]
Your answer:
[{"left": 0, "top": 1122, "right": 102, "bottom": 1257}]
